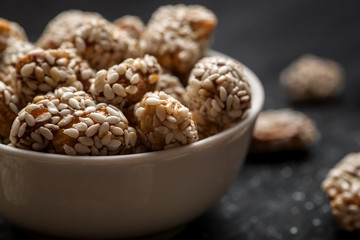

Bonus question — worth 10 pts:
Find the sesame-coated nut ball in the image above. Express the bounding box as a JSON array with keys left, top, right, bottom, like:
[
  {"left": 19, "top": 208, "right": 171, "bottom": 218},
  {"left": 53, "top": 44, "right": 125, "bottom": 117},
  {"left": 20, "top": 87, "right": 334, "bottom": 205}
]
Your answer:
[
  {"left": 16, "top": 48, "right": 95, "bottom": 103},
  {"left": 37, "top": 10, "right": 103, "bottom": 50},
  {"left": 251, "top": 109, "right": 320, "bottom": 152},
  {"left": 37, "top": 10, "right": 139, "bottom": 70},
  {"left": 1, "top": 40, "right": 35, "bottom": 66},
  {"left": 134, "top": 91, "right": 198, "bottom": 151},
  {"left": 10, "top": 86, "right": 137, "bottom": 155},
  {"left": 322, "top": 153, "right": 360, "bottom": 231},
  {"left": 0, "top": 18, "right": 27, "bottom": 52},
  {"left": 0, "top": 81, "right": 21, "bottom": 140},
  {"left": 155, "top": 73, "right": 190, "bottom": 108},
  {"left": 91, "top": 55, "right": 162, "bottom": 111},
  {"left": 140, "top": 4, "right": 217, "bottom": 82},
  {"left": 280, "top": 54, "right": 345, "bottom": 101},
  {"left": 113, "top": 15, "right": 144, "bottom": 40},
  {"left": 186, "top": 56, "right": 251, "bottom": 135}
]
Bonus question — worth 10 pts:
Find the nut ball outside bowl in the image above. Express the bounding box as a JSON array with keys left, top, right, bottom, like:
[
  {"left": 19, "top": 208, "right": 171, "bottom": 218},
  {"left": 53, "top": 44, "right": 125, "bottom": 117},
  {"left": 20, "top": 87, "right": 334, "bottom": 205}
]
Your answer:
[{"left": 0, "top": 51, "right": 264, "bottom": 240}]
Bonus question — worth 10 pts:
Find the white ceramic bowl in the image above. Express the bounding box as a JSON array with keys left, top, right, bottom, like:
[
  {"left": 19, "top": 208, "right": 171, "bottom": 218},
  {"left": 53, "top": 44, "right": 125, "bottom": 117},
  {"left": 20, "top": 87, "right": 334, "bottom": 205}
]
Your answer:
[{"left": 0, "top": 51, "right": 264, "bottom": 239}]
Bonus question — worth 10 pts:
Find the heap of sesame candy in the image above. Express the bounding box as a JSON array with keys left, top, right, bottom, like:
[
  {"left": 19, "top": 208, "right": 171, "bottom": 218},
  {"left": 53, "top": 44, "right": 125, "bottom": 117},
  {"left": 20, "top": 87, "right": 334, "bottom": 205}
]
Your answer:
[
  {"left": 186, "top": 56, "right": 251, "bottom": 137},
  {"left": 90, "top": 55, "right": 161, "bottom": 112},
  {"left": 322, "top": 153, "right": 360, "bottom": 231},
  {"left": 251, "top": 109, "right": 320, "bottom": 152},
  {"left": 10, "top": 87, "right": 137, "bottom": 155},
  {"left": 134, "top": 91, "right": 198, "bottom": 150},
  {"left": 140, "top": 4, "right": 217, "bottom": 82},
  {"left": 0, "top": 5, "right": 253, "bottom": 155},
  {"left": 37, "top": 10, "right": 139, "bottom": 70},
  {"left": 16, "top": 48, "right": 94, "bottom": 103},
  {"left": 0, "top": 18, "right": 27, "bottom": 53},
  {"left": 156, "top": 73, "right": 190, "bottom": 108},
  {"left": 280, "top": 54, "right": 345, "bottom": 101}
]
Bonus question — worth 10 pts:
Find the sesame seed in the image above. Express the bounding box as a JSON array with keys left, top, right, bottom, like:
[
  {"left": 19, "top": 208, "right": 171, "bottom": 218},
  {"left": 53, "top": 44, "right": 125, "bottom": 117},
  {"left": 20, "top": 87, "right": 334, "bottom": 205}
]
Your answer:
[
  {"left": 73, "top": 122, "right": 88, "bottom": 131},
  {"left": 130, "top": 73, "right": 140, "bottom": 84},
  {"left": 155, "top": 126, "right": 169, "bottom": 135},
  {"left": 39, "top": 126, "right": 53, "bottom": 140},
  {"left": 85, "top": 99, "right": 96, "bottom": 107},
  {"left": 36, "top": 112, "right": 52, "bottom": 123},
  {"left": 10, "top": 118, "right": 20, "bottom": 137},
  {"left": 107, "top": 72, "right": 119, "bottom": 85},
  {"left": 106, "top": 116, "right": 121, "bottom": 124},
  {"left": 101, "top": 132, "right": 112, "bottom": 145},
  {"left": 62, "top": 92, "right": 74, "bottom": 101},
  {"left": 91, "top": 146, "right": 99, "bottom": 156},
  {"left": 32, "top": 142, "right": 46, "bottom": 151},
  {"left": 44, "top": 123, "right": 60, "bottom": 130},
  {"left": 57, "top": 103, "right": 68, "bottom": 110},
  {"left": 112, "top": 83, "right": 126, "bottom": 97},
  {"left": 84, "top": 106, "right": 96, "bottom": 114},
  {"left": 52, "top": 116, "right": 61, "bottom": 124},
  {"left": 125, "top": 68, "right": 133, "bottom": 80},
  {"left": 94, "top": 135, "right": 103, "bottom": 149},
  {"left": 45, "top": 52, "right": 55, "bottom": 64},
  {"left": 163, "top": 121, "right": 177, "bottom": 130},
  {"left": 135, "top": 107, "right": 146, "bottom": 118},
  {"left": 20, "top": 62, "right": 36, "bottom": 77},
  {"left": 241, "top": 95, "right": 250, "bottom": 102},
  {"left": 75, "top": 37, "right": 86, "bottom": 52},
  {"left": 47, "top": 102, "right": 59, "bottom": 115},
  {"left": 56, "top": 58, "right": 68, "bottom": 66},
  {"left": 110, "top": 126, "right": 124, "bottom": 135},
  {"left": 63, "top": 128, "right": 79, "bottom": 138},
  {"left": 219, "top": 86, "right": 227, "bottom": 102},
  {"left": 107, "top": 139, "right": 122, "bottom": 149},
  {"left": 9, "top": 102, "right": 18, "bottom": 114},
  {"left": 218, "top": 66, "right": 228, "bottom": 75},
  {"left": 211, "top": 99, "right": 222, "bottom": 112},
  {"left": 165, "top": 132, "right": 174, "bottom": 145},
  {"left": 98, "top": 122, "right": 110, "bottom": 137},
  {"left": 90, "top": 112, "right": 106, "bottom": 123},
  {"left": 156, "top": 105, "right": 166, "bottom": 122},
  {"left": 166, "top": 115, "right": 177, "bottom": 123},
  {"left": 203, "top": 79, "right": 214, "bottom": 90},
  {"left": 58, "top": 115, "right": 73, "bottom": 127},
  {"left": 31, "top": 132, "right": 43, "bottom": 143},
  {"left": 74, "top": 143, "right": 91, "bottom": 154},
  {"left": 63, "top": 144, "right": 76, "bottom": 155},
  {"left": 78, "top": 137, "right": 94, "bottom": 146},
  {"left": 4, "top": 90, "right": 11, "bottom": 105},
  {"left": 74, "top": 110, "right": 85, "bottom": 117},
  {"left": 86, "top": 123, "right": 100, "bottom": 137},
  {"left": 124, "top": 130, "right": 129, "bottom": 145},
  {"left": 18, "top": 122, "right": 27, "bottom": 138},
  {"left": 60, "top": 109, "right": 71, "bottom": 116},
  {"left": 80, "top": 117, "right": 95, "bottom": 126},
  {"left": 146, "top": 97, "right": 162, "bottom": 105},
  {"left": 44, "top": 76, "right": 57, "bottom": 88},
  {"left": 129, "top": 131, "right": 137, "bottom": 146},
  {"left": 125, "top": 85, "right": 137, "bottom": 95},
  {"left": 104, "top": 84, "right": 115, "bottom": 100},
  {"left": 226, "top": 95, "right": 234, "bottom": 111},
  {"left": 233, "top": 95, "right": 240, "bottom": 109},
  {"left": 68, "top": 98, "right": 81, "bottom": 109},
  {"left": 116, "top": 64, "right": 126, "bottom": 75}
]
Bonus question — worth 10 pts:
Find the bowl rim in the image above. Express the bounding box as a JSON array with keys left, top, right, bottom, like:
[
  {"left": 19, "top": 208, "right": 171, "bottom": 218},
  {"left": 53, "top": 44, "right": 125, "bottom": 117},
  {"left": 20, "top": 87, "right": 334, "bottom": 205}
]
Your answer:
[{"left": 0, "top": 50, "right": 264, "bottom": 165}]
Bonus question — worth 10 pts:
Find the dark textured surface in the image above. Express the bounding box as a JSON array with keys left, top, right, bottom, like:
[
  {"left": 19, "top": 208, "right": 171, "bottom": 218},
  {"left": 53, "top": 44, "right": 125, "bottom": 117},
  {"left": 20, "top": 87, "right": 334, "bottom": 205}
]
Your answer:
[{"left": 1, "top": 0, "right": 360, "bottom": 239}]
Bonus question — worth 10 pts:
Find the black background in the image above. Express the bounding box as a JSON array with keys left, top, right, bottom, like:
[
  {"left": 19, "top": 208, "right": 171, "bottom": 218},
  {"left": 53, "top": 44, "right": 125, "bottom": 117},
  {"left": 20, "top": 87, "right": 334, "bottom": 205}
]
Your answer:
[{"left": 1, "top": 0, "right": 360, "bottom": 239}]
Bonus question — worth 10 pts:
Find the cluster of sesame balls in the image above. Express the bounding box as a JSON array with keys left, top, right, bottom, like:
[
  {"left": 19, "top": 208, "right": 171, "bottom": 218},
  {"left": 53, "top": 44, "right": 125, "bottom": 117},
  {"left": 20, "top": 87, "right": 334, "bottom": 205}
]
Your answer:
[{"left": 0, "top": 5, "right": 253, "bottom": 156}]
